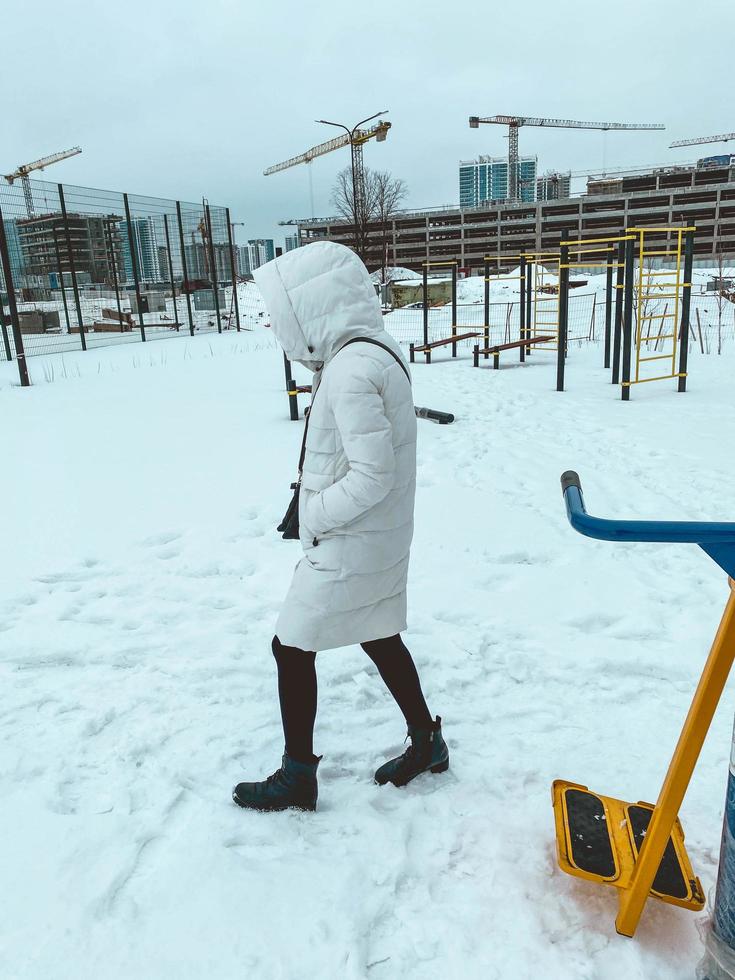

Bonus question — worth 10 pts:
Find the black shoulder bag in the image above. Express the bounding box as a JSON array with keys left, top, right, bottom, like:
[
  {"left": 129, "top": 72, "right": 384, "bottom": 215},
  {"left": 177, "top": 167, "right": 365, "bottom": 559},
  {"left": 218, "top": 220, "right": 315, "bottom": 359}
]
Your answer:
[{"left": 276, "top": 338, "right": 410, "bottom": 540}]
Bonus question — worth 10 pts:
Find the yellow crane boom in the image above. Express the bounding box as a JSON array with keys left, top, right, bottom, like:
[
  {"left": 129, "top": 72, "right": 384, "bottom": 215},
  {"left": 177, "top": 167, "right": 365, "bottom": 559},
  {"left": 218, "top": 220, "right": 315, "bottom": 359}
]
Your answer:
[{"left": 4, "top": 146, "right": 82, "bottom": 217}]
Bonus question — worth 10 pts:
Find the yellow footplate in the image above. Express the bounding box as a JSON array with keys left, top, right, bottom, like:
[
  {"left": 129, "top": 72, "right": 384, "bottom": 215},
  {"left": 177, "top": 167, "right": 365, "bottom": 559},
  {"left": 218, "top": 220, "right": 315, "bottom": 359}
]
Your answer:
[{"left": 552, "top": 780, "right": 704, "bottom": 910}]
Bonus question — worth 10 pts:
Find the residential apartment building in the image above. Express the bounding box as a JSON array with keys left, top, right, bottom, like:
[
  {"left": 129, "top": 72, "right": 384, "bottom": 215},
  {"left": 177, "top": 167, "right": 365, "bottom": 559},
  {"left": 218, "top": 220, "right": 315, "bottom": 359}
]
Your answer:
[
  {"left": 459, "top": 155, "right": 538, "bottom": 206},
  {"left": 536, "top": 172, "right": 572, "bottom": 201},
  {"left": 16, "top": 212, "right": 124, "bottom": 285},
  {"left": 284, "top": 233, "right": 300, "bottom": 252}
]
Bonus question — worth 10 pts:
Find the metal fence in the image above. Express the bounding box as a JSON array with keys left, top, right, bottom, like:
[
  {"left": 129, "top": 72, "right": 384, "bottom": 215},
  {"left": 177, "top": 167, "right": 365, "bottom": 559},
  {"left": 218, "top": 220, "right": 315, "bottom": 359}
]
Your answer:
[{"left": 0, "top": 177, "right": 266, "bottom": 385}]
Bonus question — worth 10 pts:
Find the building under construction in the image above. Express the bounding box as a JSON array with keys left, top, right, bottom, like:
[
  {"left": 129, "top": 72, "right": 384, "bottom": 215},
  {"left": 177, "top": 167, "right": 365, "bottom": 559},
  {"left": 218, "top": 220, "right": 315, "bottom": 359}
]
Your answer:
[
  {"left": 294, "top": 161, "right": 735, "bottom": 271},
  {"left": 16, "top": 212, "right": 124, "bottom": 284}
]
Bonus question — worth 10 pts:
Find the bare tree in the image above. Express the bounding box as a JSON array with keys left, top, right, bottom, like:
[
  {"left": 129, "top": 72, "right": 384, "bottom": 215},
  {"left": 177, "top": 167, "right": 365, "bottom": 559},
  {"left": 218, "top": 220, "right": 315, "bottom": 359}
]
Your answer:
[
  {"left": 331, "top": 166, "right": 406, "bottom": 269},
  {"left": 371, "top": 169, "right": 407, "bottom": 282}
]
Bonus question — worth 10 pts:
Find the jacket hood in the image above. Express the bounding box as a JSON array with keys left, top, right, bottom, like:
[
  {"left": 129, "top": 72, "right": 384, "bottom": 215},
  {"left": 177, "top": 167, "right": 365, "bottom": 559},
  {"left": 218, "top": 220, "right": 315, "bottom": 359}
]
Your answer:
[{"left": 253, "top": 241, "right": 383, "bottom": 369}]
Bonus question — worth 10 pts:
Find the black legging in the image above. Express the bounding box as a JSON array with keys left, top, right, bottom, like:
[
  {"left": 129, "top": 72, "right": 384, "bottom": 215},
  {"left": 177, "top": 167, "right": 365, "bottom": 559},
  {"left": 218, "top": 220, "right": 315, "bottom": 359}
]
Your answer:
[{"left": 271, "top": 634, "right": 434, "bottom": 764}]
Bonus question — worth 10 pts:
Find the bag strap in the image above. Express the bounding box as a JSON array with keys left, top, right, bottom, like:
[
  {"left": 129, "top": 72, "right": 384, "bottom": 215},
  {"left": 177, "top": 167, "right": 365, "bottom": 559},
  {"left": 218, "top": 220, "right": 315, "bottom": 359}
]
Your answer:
[
  {"left": 337, "top": 337, "right": 412, "bottom": 385},
  {"left": 295, "top": 337, "right": 410, "bottom": 479}
]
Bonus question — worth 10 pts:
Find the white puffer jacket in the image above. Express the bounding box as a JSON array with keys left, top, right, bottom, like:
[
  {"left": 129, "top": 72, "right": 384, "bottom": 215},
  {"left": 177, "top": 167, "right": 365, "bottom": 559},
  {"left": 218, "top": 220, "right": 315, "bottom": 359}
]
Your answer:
[{"left": 254, "top": 242, "right": 417, "bottom": 652}]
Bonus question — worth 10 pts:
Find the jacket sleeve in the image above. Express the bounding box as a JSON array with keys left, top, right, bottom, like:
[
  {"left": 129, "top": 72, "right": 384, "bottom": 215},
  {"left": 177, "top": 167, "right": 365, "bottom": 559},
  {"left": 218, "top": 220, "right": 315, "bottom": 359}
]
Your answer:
[{"left": 304, "top": 360, "right": 395, "bottom": 534}]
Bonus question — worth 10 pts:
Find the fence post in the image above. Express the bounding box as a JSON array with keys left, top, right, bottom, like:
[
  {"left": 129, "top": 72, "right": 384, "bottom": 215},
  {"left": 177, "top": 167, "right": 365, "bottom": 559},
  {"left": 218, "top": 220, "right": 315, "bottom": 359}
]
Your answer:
[
  {"left": 58, "top": 184, "right": 86, "bottom": 351},
  {"left": 162, "top": 214, "right": 179, "bottom": 331},
  {"left": 526, "top": 257, "right": 533, "bottom": 356},
  {"left": 422, "top": 263, "right": 428, "bottom": 348},
  {"left": 0, "top": 298, "right": 10, "bottom": 361},
  {"left": 604, "top": 254, "right": 614, "bottom": 369},
  {"left": 103, "top": 218, "right": 123, "bottom": 332},
  {"left": 284, "top": 352, "right": 299, "bottom": 421},
  {"left": 519, "top": 254, "right": 527, "bottom": 363},
  {"left": 556, "top": 232, "right": 570, "bottom": 392},
  {"left": 205, "top": 205, "right": 222, "bottom": 334},
  {"left": 451, "top": 262, "right": 458, "bottom": 357},
  {"left": 226, "top": 208, "right": 241, "bottom": 332},
  {"left": 612, "top": 239, "right": 626, "bottom": 384},
  {"left": 123, "top": 193, "right": 146, "bottom": 342},
  {"left": 621, "top": 236, "right": 635, "bottom": 401},
  {"left": 51, "top": 227, "right": 72, "bottom": 334},
  {"left": 176, "top": 201, "right": 195, "bottom": 336},
  {"left": 0, "top": 206, "right": 30, "bottom": 386},
  {"left": 483, "top": 257, "right": 490, "bottom": 357},
  {"left": 678, "top": 229, "right": 694, "bottom": 393}
]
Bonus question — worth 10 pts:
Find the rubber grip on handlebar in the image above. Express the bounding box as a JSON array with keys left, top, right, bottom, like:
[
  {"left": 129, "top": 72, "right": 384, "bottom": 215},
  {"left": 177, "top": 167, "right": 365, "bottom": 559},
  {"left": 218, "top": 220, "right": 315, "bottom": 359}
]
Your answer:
[{"left": 561, "top": 471, "right": 582, "bottom": 494}]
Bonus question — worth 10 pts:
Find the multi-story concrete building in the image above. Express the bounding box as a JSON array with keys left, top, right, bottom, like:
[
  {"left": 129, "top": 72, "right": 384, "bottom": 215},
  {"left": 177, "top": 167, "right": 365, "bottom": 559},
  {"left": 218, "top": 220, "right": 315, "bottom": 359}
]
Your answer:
[
  {"left": 536, "top": 172, "right": 572, "bottom": 201},
  {"left": 16, "top": 213, "right": 124, "bottom": 285},
  {"left": 297, "top": 162, "right": 735, "bottom": 271},
  {"left": 284, "top": 233, "right": 300, "bottom": 252},
  {"left": 249, "top": 238, "right": 275, "bottom": 264},
  {"left": 183, "top": 242, "right": 233, "bottom": 282},
  {"left": 0, "top": 218, "right": 25, "bottom": 291},
  {"left": 459, "top": 155, "right": 537, "bottom": 206}
]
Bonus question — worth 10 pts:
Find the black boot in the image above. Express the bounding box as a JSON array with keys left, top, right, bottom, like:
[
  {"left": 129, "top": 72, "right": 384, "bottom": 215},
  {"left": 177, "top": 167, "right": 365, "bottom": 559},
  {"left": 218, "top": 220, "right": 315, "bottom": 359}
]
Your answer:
[
  {"left": 232, "top": 753, "right": 320, "bottom": 812},
  {"left": 374, "top": 716, "right": 449, "bottom": 788}
]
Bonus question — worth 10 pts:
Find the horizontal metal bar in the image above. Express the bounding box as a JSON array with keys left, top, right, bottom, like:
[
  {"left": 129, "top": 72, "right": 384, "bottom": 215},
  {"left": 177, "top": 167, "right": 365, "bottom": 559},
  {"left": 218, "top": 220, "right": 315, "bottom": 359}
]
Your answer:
[
  {"left": 641, "top": 334, "right": 675, "bottom": 341},
  {"left": 561, "top": 235, "right": 635, "bottom": 246},
  {"left": 639, "top": 312, "right": 675, "bottom": 319},
  {"left": 622, "top": 373, "right": 678, "bottom": 385},
  {"left": 627, "top": 225, "right": 696, "bottom": 233},
  {"left": 639, "top": 293, "right": 679, "bottom": 300},
  {"left": 639, "top": 354, "right": 676, "bottom": 363},
  {"left": 422, "top": 260, "right": 458, "bottom": 267}
]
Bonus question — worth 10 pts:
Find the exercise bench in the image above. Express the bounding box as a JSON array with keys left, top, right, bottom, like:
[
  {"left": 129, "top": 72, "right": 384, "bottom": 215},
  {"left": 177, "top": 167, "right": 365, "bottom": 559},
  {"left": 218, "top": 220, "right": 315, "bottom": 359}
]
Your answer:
[
  {"left": 472, "top": 335, "right": 555, "bottom": 369},
  {"left": 410, "top": 331, "right": 481, "bottom": 364}
]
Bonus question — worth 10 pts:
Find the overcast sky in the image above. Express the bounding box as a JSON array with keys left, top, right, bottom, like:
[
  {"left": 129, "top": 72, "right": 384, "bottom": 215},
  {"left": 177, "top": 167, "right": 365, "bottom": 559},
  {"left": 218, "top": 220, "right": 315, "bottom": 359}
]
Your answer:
[{"left": 3, "top": 0, "right": 733, "bottom": 247}]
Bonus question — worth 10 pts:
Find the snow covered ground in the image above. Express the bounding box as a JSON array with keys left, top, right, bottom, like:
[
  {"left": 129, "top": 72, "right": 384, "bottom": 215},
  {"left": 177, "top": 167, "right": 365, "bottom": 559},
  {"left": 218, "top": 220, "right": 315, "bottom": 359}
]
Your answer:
[{"left": 2, "top": 328, "right": 735, "bottom": 978}]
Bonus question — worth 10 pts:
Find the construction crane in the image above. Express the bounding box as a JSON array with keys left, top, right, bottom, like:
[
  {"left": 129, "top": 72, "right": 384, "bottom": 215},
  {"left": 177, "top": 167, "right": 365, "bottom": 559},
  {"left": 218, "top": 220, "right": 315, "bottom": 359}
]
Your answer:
[
  {"left": 468, "top": 116, "right": 665, "bottom": 201},
  {"left": 670, "top": 133, "right": 735, "bottom": 148},
  {"left": 264, "top": 115, "right": 390, "bottom": 227},
  {"left": 4, "top": 146, "right": 82, "bottom": 218}
]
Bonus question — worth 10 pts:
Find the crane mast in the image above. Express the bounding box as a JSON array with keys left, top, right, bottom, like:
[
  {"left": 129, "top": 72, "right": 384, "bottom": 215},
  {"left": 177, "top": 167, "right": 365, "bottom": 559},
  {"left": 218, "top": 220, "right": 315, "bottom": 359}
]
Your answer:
[
  {"left": 468, "top": 115, "right": 664, "bottom": 201},
  {"left": 4, "top": 146, "right": 82, "bottom": 218}
]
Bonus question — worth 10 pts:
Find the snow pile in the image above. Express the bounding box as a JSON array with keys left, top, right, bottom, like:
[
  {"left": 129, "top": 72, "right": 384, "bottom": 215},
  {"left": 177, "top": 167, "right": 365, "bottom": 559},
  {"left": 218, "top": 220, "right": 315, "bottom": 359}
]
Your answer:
[
  {"left": 370, "top": 266, "right": 422, "bottom": 284},
  {"left": 2, "top": 332, "right": 735, "bottom": 978}
]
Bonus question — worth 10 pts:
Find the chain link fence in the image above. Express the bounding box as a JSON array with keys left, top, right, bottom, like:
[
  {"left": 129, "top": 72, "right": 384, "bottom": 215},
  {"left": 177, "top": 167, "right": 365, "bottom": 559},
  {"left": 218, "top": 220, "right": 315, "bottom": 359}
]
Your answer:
[{"left": 0, "top": 177, "right": 266, "bottom": 384}]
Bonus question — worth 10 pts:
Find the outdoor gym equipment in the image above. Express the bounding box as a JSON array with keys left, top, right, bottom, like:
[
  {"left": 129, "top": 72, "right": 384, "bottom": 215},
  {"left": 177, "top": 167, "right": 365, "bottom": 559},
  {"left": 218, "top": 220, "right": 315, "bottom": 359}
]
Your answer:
[
  {"left": 555, "top": 471, "right": 735, "bottom": 937},
  {"left": 557, "top": 226, "right": 695, "bottom": 398},
  {"left": 410, "top": 260, "right": 481, "bottom": 363}
]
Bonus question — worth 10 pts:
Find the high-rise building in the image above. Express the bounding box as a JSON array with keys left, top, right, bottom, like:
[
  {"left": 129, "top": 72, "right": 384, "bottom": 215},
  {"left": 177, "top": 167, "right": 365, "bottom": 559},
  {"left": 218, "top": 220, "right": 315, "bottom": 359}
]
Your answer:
[
  {"left": 459, "top": 155, "right": 537, "bottom": 206},
  {"left": 121, "top": 217, "right": 161, "bottom": 284},
  {"left": 284, "top": 233, "right": 300, "bottom": 252},
  {"left": 536, "top": 171, "right": 572, "bottom": 201},
  {"left": 248, "top": 238, "right": 275, "bottom": 265}
]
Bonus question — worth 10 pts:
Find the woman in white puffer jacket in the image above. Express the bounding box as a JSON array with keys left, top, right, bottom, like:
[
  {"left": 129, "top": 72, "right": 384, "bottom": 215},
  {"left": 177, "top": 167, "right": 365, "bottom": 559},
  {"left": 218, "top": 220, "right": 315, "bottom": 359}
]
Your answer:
[{"left": 233, "top": 242, "right": 449, "bottom": 812}]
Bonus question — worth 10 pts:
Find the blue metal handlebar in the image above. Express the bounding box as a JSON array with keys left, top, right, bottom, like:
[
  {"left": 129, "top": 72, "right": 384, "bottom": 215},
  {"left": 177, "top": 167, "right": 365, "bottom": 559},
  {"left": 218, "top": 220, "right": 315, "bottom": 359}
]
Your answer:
[{"left": 561, "top": 471, "right": 735, "bottom": 579}]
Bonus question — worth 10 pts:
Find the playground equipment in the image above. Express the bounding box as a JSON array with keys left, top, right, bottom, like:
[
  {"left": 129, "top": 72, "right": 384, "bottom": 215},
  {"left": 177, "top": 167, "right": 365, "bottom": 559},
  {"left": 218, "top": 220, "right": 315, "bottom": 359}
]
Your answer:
[
  {"left": 554, "top": 471, "right": 735, "bottom": 937},
  {"left": 410, "top": 260, "right": 481, "bottom": 363},
  {"left": 557, "top": 226, "right": 695, "bottom": 397}
]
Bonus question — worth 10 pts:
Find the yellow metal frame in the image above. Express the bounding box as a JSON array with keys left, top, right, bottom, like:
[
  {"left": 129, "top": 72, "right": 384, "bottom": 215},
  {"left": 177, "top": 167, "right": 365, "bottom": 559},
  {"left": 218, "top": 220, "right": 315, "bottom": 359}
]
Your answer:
[
  {"left": 532, "top": 256, "right": 561, "bottom": 349},
  {"left": 553, "top": 578, "right": 735, "bottom": 936},
  {"left": 624, "top": 226, "right": 696, "bottom": 390}
]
